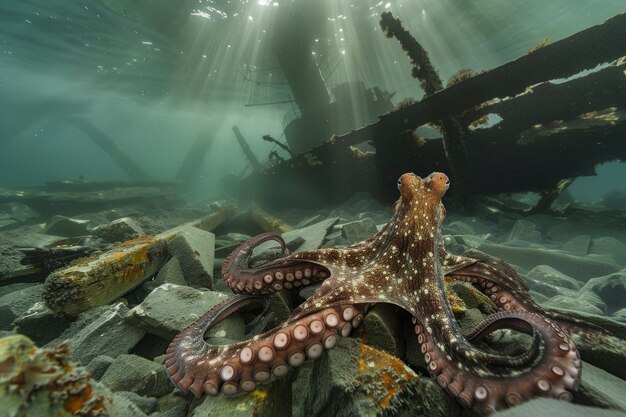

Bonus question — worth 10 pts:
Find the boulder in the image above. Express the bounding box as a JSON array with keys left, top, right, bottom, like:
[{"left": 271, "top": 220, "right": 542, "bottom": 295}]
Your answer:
[
  {"left": 582, "top": 270, "right": 626, "bottom": 313},
  {"left": 358, "top": 304, "right": 404, "bottom": 357},
  {"left": 163, "top": 225, "right": 215, "bottom": 288},
  {"left": 491, "top": 398, "right": 626, "bottom": 417},
  {"left": 575, "top": 361, "right": 626, "bottom": 412},
  {"left": 589, "top": 237, "right": 626, "bottom": 265},
  {"left": 281, "top": 217, "right": 340, "bottom": 252},
  {"left": 478, "top": 243, "right": 619, "bottom": 281},
  {"left": 507, "top": 219, "right": 542, "bottom": 243},
  {"left": 294, "top": 337, "right": 460, "bottom": 417},
  {"left": 115, "top": 391, "right": 157, "bottom": 414},
  {"left": 143, "top": 257, "right": 188, "bottom": 293},
  {"left": 560, "top": 235, "right": 591, "bottom": 256},
  {"left": 542, "top": 291, "right": 607, "bottom": 316},
  {"left": 86, "top": 355, "right": 115, "bottom": 380},
  {"left": 43, "top": 215, "right": 90, "bottom": 237},
  {"left": 0, "top": 284, "right": 43, "bottom": 330},
  {"left": 340, "top": 218, "right": 379, "bottom": 244},
  {"left": 526, "top": 265, "right": 582, "bottom": 290},
  {"left": 190, "top": 376, "right": 293, "bottom": 417},
  {"left": 13, "top": 301, "right": 72, "bottom": 345},
  {"left": 46, "top": 302, "right": 146, "bottom": 365},
  {"left": 125, "top": 284, "right": 245, "bottom": 340},
  {"left": 93, "top": 217, "right": 144, "bottom": 243},
  {"left": 100, "top": 354, "right": 171, "bottom": 397}
]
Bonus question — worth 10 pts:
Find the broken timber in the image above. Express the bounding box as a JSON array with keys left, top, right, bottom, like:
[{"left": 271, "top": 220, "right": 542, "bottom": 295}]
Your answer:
[
  {"left": 43, "top": 236, "right": 169, "bottom": 315},
  {"left": 42, "top": 205, "right": 235, "bottom": 314},
  {"left": 250, "top": 205, "right": 293, "bottom": 233},
  {"left": 239, "top": 12, "right": 626, "bottom": 208}
]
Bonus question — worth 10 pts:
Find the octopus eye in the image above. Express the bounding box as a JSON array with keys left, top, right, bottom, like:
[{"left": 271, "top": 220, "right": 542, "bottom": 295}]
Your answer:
[{"left": 397, "top": 178, "right": 402, "bottom": 189}]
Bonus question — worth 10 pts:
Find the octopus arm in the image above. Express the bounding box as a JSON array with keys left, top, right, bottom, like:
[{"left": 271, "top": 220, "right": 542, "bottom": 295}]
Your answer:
[
  {"left": 222, "top": 233, "right": 330, "bottom": 294},
  {"left": 413, "top": 309, "right": 581, "bottom": 415},
  {"left": 165, "top": 291, "right": 365, "bottom": 397},
  {"left": 446, "top": 250, "right": 608, "bottom": 337}
]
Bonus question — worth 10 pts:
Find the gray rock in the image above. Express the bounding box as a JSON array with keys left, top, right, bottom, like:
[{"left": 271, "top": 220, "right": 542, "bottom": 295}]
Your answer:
[
  {"left": 165, "top": 226, "right": 215, "bottom": 288},
  {"left": 614, "top": 308, "right": 626, "bottom": 319},
  {"left": 282, "top": 217, "right": 340, "bottom": 252},
  {"left": 43, "top": 215, "right": 90, "bottom": 236},
  {"left": 143, "top": 257, "right": 188, "bottom": 293},
  {"left": 191, "top": 377, "right": 292, "bottom": 417},
  {"left": 214, "top": 233, "right": 250, "bottom": 258},
  {"left": 295, "top": 337, "right": 459, "bottom": 417},
  {"left": 46, "top": 302, "right": 146, "bottom": 365},
  {"left": 589, "top": 237, "right": 626, "bottom": 265},
  {"left": 93, "top": 217, "right": 144, "bottom": 243},
  {"left": 582, "top": 270, "right": 626, "bottom": 313},
  {"left": 478, "top": 243, "right": 619, "bottom": 281},
  {"left": 108, "top": 389, "right": 149, "bottom": 417},
  {"left": 87, "top": 355, "right": 115, "bottom": 380},
  {"left": 115, "top": 391, "right": 157, "bottom": 414},
  {"left": 444, "top": 220, "right": 476, "bottom": 236},
  {"left": 572, "top": 332, "right": 626, "bottom": 380},
  {"left": 561, "top": 235, "right": 591, "bottom": 256},
  {"left": 526, "top": 265, "right": 581, "bottom": 290},
  {"left": 542, "top": 291, "right": 607, "bottom": 316},
  {"left": 0, "top": 282, "right": 36, "bottom": 298},
  {"left": 454, "top": 234, "right": 493, "bottom": 249},
  {"left": 0, "top": 284, "right": 43, "bottom": 330},
  {"left": 322, "top": 236, "right": 349, "bottom": 248},
  {"left": 0, "top": 217, "right": 19, "bottom": 230},
  {"left": 508, "top": 219, "right": 542, "bottom": 243},
  {"left": 13, "top": 301, "right": 72, "bottom": 345},
  {"left": 576, "top": 361, "right": 626, "bottom": 412},
  {"left": 100, "top": 354, "right": 172, "bottom": 397},
  {"left": 295, "top": 214, "right": 325, "bottom": 228},
  {"left": 523, "top": 277, "right": 562, "bottom": 298},
  {"left": 155, "top": 391, "right": 189, "bottom": 414},
  {"left": 341, "top": 218, "right": 379, "bottom": 244},
  {"left": 150, "top": 402, "right": 189, "bottom": 417},
  {"left": 0, "top": 201, "right": 39, "bottom": 224},
  {"left": 125, "top": 284, "right": 245, "bottom": 340},
  {"left": 359, "top": 304, "right": 403, "bottom": 357},
  {"left": 491, "top": 398, "right": 626, "bottom": 417}
]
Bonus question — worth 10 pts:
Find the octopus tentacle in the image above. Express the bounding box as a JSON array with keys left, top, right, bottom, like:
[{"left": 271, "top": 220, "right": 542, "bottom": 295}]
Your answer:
[
  {"left": 166, "top": 295, "right": 366, "bottom": 397},
  {"left": 165, "top": 294, "right": 269, "bottom": 394},
  {"left": 446, "top": 250, "right": 607, "bottom": 336},
  {"left": 221, "top": 233, "right": 330, "bottom": 294},
  {"left": 413, "top": 310, "right": 581, "bottom": 415}
]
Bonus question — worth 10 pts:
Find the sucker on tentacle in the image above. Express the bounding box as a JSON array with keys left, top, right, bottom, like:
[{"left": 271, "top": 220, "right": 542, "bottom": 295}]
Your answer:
[
  {"left": 221, "top": 232, "right": 330, "bottom": 295},
  {"left": 166, "top": 171, "right": 598, "bottom": 415},
  {"left": 166, "top": 298, "right": 365, "bottom": 396}
]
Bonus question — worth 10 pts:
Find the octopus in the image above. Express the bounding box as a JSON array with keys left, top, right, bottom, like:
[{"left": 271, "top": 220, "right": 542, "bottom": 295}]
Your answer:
[{"left": 166, "top": 172, "right": 595, "bottom": 415}]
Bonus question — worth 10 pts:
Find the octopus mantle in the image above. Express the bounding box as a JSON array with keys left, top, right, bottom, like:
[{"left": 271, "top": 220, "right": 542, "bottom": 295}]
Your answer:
[{"left": 166, "top": 172, "right": 595, "bottom": 415}]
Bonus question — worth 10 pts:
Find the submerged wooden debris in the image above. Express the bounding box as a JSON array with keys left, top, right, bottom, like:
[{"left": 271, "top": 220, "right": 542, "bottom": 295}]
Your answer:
[
  {"left": 42, "top": 205, "right": 235, "bottom": 314},
  {"left": 239, "top": 12, "right": 626, "bottom": 209}
]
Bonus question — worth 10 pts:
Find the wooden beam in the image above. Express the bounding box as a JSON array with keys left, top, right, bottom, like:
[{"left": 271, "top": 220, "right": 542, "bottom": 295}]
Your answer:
[{"left": 329, "top": 12, "right": 626, "bottom": 150}]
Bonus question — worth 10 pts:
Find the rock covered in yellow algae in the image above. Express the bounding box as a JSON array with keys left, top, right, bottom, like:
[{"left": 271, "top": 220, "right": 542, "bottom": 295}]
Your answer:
[{"left": 0, "top": 334, "right": 146, "bottom": 417}]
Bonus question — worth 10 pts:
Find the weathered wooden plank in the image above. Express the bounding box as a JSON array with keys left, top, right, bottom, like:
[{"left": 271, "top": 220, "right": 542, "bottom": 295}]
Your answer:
[
  {"left": 250, "top": 205, "right": 293, "bottom": 233},
  {"left": 43, "top": 236, "right": 169, "bottom": 315}
]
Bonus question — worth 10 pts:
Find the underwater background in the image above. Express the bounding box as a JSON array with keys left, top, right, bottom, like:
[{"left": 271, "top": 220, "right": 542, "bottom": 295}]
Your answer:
[{"left": 1, "top": 1, "right": 626, "bottom": 416}]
